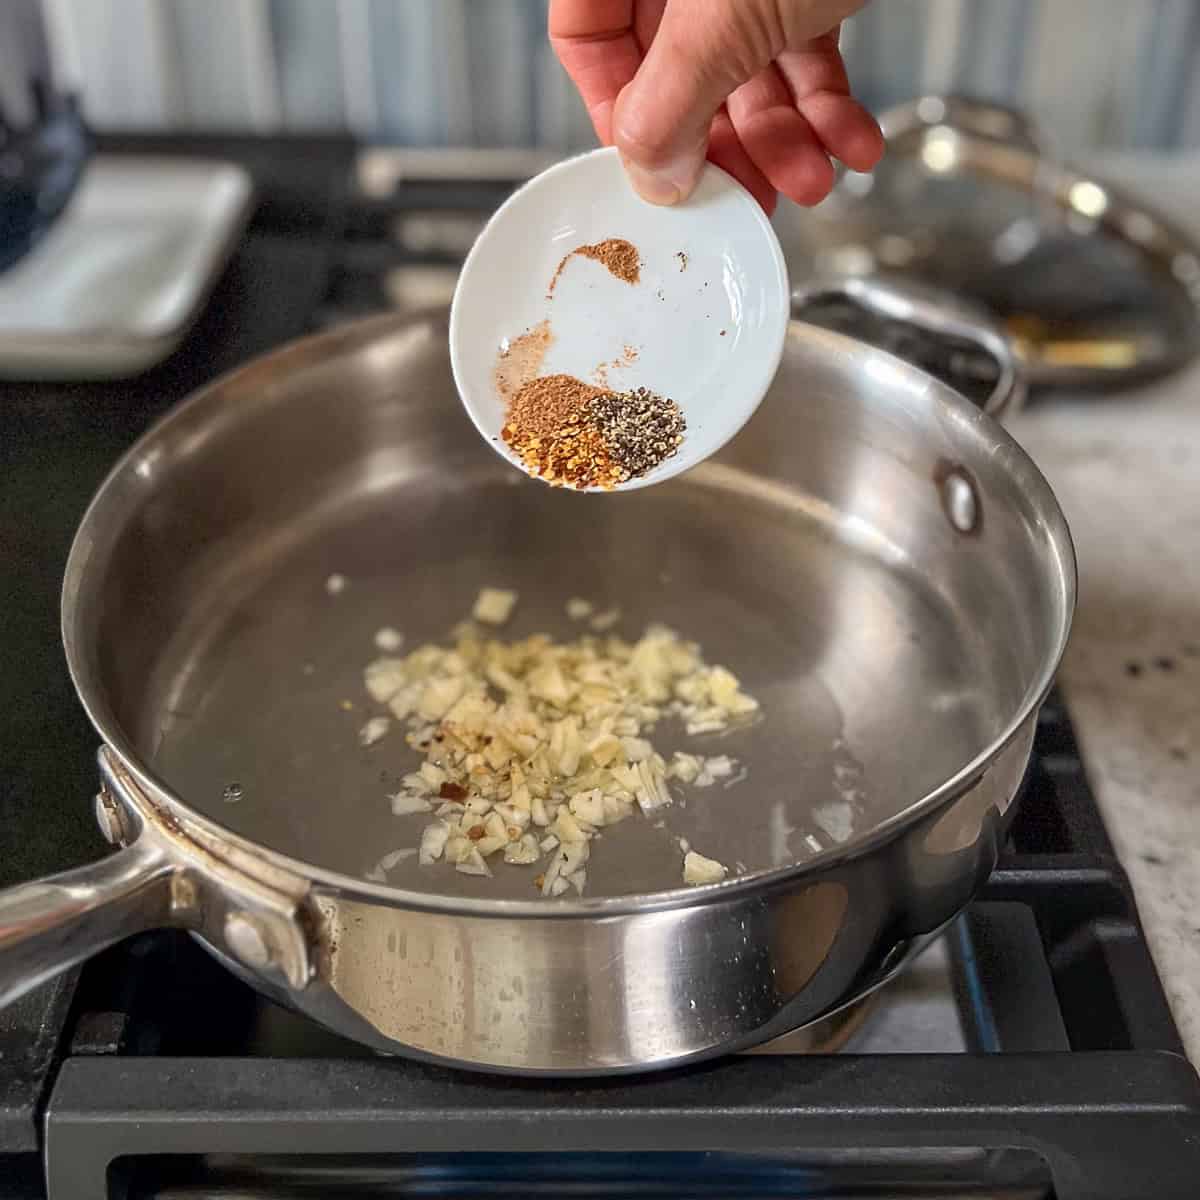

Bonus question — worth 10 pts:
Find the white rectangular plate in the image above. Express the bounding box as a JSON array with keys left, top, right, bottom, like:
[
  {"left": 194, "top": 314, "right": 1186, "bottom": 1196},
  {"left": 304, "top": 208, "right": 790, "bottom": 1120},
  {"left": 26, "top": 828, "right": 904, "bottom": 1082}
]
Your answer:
[{"left": 0, "top": 155, "right": 254, "bottom": 380}]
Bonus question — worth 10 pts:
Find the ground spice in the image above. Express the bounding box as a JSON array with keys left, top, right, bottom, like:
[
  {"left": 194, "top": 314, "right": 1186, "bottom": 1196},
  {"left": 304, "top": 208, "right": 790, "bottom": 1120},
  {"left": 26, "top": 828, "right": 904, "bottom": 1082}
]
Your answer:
[
  {"left": 587, "top": 387, "right": 686, "bottom": 479},
  {"left": 502, "top": 374, "right": 627, "bottom": 490},
  {"left": 507, "top": 420, "right": 627, "bottom": 490},
  {"left": 501, "top": 356, "right": 685, "bottom": 489},
  {"left": 591, "top": 342, "right": 640, "bottom": 388},
  {"left": 493, "top": 319, "right": 553, "bottom": 401},
  {"left": 548, "top": 237, "right": 641, "bottom": 296},
  {"left": 503, "top": 373, "right": 597, "bottom": 437}
]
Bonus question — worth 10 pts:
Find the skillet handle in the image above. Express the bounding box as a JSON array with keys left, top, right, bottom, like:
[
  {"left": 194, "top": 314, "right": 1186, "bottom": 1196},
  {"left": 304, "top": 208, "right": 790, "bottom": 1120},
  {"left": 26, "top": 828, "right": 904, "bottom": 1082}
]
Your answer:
[
  {"left": 791, "top": 272, "right": 1027, "bottom": 421},
  {"left": 0, "top": 839, "right": 175, "bottom": 1009}
]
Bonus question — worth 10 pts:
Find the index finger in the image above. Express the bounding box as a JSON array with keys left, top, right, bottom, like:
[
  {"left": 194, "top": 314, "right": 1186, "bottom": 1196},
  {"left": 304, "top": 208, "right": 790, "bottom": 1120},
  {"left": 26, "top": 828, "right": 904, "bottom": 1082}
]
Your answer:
[{"left": 549, "top": 0, "right": 642, "bottom": 143}]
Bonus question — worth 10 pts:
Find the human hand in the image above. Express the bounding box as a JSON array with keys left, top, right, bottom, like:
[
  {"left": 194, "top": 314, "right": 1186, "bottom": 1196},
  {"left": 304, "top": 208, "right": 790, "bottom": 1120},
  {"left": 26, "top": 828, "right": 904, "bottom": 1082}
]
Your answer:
[{"left": 550, "top": 0, "right": 883, "bottom": 215}]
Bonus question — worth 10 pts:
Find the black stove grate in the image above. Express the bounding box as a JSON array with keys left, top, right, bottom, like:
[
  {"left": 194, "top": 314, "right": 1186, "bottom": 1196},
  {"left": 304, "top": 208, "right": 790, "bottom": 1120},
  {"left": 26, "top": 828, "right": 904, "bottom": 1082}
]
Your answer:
[{"left": 957, "top": 696, "right": 1187, "bottom": 1058}]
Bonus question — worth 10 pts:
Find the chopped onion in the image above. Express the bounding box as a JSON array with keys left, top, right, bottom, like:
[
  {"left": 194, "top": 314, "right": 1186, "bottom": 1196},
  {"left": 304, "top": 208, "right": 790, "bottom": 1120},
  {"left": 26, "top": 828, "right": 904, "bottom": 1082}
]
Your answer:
[
  {"left": 683, "top": 850, "right": 727, "bottom": 885},
  {"left": 364, "top": 597, "right": 759, "bottom": 899},
  {"left": 621, "top": 736, "right": 654, "bottom": 763},
  {"left": 695, "top": 755, "right": 738, "bottom": 788},
  {"left": 389, "top": 792, "right": 432, "bottom": 816},
  {"left": 504, "top": 834, "right": 541, "bottom": 865},
  {"left": 374, "top": 627, "right": 404, "bottom": 652},
  {"left": 568, "top": 789, "right": 606, "bottom": 827},
  {"left": 456, "top": 847, "right": 492, "bottom": 876},
  {"left": 359, "top": 716, "right": 391, "bottom": 747},
  {"left": 493, "top": 801, "right": 530, "bottom": 831},
  {"left": 377, "top": 847, "right": 417, "bottom": 872},
  {"left": 814, "top": 801, "right": 854, "bottom": 844},
  {"left": 472, "top": 587, "right": 518, "bottom": 625},
  {"left": 364, "top": 658, "right": 408, "bottom": 703},
  {"left": 419, "top": 822, "right": 450, "bottom": 864}
]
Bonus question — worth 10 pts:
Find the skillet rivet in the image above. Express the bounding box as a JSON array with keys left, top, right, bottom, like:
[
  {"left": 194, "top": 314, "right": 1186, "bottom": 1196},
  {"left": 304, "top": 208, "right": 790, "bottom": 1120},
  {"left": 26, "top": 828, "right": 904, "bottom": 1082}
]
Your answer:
[
  {"left": 941, "top": 469, "right": 981, "bottom": 535},
  {"left": 94, "top": 790, "right": 128, "bottom": 846},
  {"left": 225, "top": 912, "right": 273, "bottom": 969}
]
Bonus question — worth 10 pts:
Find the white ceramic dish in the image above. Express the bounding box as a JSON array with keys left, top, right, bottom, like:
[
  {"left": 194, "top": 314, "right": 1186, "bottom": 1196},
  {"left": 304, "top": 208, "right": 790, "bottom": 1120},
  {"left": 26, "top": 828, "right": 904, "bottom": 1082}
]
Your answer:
[
  {"left": 449, "top": 146, "right": 790, "bottom": 491},
  {"left": 0, "top": 156, "right": 253, "bottom": 381}
]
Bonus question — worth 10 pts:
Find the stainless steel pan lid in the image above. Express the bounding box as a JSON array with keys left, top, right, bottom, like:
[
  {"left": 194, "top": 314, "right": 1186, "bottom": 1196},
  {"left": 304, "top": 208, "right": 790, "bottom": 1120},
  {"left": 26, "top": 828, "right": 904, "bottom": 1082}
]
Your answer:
[{"left": 777, "top": 95, "right": 1200, "bottom": 390}]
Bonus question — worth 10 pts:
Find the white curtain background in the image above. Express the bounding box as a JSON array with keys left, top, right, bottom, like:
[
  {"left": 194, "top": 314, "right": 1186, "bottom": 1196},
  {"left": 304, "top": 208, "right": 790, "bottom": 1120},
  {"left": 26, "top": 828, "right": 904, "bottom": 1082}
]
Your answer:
[{"left": 18, "top": 0, "right": 1200, "bottom": 152}]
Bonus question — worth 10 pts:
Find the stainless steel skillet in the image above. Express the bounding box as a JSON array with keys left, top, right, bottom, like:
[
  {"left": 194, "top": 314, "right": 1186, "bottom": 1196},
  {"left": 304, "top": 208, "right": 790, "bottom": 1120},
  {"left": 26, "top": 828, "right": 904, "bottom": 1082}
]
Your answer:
[{"left": 0, "top": 300, "right": 1074, "bottom": 1073}]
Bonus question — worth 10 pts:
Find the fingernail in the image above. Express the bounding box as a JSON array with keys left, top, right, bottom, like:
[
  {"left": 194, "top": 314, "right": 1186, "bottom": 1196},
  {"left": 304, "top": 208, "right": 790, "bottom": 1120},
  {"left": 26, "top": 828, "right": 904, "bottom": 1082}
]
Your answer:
[{"left": 620, "top": 156, "right": 682, "bottom": 206}]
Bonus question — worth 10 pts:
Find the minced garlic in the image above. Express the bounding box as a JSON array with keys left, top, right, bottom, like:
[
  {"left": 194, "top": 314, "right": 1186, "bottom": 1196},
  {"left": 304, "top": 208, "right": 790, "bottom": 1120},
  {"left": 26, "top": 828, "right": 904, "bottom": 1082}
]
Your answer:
[
  {"left": 361, "top": 592, "right": 758, "bottom": 896},
  {"left": 565, "top": 598, "right": 593, "bottom": 621},
  {"left": 472, "top": 587, "right": 518, "bottom": 625},
  {"left": 683, "top": 849, "right": 728, "bottom": 885},
  {"left": 358, "top": 715, "right": 391, "bottom": 746}
]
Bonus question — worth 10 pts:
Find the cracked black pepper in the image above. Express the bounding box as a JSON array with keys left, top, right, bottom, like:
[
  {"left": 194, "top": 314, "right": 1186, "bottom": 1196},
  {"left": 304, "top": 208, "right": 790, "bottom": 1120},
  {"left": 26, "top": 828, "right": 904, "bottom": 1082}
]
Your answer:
[
  {"left": 587, "top": 387, "right": 686, "bottom": 479},
  {"left": 502, "top": 377, "right": 686, "bottom": 489}
]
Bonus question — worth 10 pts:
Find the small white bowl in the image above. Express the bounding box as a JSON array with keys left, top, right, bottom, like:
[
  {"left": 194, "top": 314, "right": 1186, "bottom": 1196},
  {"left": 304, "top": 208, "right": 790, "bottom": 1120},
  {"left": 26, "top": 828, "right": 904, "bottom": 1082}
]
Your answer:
[{"left": 449, "top": 147, "right": 790, "bottom": 491}]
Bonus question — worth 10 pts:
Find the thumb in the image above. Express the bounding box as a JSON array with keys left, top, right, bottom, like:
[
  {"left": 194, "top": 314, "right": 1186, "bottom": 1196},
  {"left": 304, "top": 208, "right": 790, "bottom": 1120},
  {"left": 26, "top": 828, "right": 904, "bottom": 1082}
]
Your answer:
[{"left": 613, "top": 6, "right": 765, "bottom": 205}]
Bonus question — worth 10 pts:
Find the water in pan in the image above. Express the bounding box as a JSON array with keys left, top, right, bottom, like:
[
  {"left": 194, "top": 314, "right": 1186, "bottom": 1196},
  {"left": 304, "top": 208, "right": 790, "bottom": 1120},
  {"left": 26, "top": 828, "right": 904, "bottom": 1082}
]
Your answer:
[{"left": 146, "top": 471, "right": 996, "bottom": 899}]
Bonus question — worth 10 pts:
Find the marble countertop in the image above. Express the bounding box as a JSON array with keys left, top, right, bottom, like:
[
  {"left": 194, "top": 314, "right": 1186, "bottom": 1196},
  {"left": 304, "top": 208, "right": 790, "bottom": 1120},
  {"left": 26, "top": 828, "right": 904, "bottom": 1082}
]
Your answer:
[{"left": 1010, "top": 153, "right": 1200, "bottom": 1063}]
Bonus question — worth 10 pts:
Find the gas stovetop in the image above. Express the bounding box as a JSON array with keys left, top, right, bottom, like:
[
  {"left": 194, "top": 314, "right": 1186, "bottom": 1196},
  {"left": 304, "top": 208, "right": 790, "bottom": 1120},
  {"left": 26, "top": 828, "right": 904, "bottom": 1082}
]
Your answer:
[{"left": 3, "top": 139, "right": 1200, "bottom": 1200}]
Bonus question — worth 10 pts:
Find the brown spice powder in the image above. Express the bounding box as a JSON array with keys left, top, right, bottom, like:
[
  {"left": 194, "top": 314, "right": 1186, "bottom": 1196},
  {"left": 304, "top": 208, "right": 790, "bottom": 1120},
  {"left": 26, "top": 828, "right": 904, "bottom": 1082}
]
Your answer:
[
  {"left": 502, "top": 373, "right": 626, "bottom": 490},
  {"left": 591, "top": 342, "right": 640, "bottom": 388},
  {"left": 493, "top": 319, "right": 553, "bottom": 402},
  {"left": 504, "top": 373, "right": 598, "bottom": 436},
  {"left": 547, "top": 237, "right": 641, "bottom": 296}
]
